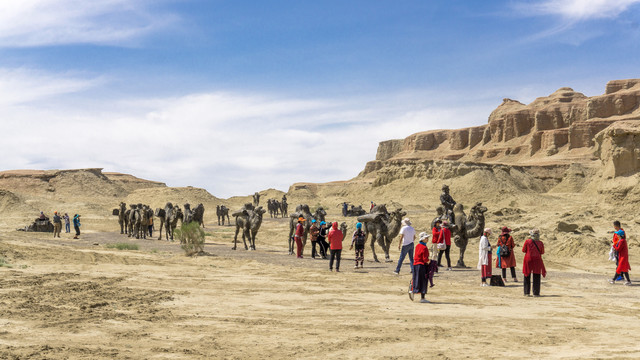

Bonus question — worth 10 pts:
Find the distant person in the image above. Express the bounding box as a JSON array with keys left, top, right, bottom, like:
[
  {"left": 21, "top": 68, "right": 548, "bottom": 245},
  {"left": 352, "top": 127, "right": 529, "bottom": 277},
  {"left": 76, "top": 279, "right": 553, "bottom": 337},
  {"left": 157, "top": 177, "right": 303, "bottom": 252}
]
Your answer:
[
  {"left": 63, "top": 213, "right": 70, "bottom": 233},
  {"left": 478, "top": 228, "right": 493, "bottom": 287},
  {"left": 522, "top": 229, "right": 546, "bottom": 297},
  {"left": 496, "top": 227, "right": 518, "bottom": 282},
  {"left": 432, "top": 219, "right": 442, "bottom": 257},
  {"left": 350, "top": 222, "right": 366, "bottom": 269},
  {"left": 437, "top": 221, "right": 453, "bottom": 270},
  {"left": 342, "top": 202, "right": 348, "bottom": 217},
  {"left": 294, "top": 217, "right": 305, "bottom": 259},
  {"left": 317, "top": 221, "right": 330, "bottom": 259},
  {"left": 328, "top": 222, "right": 343, "bottom": 272},
  {"left": 52, "top": 211, "right": 62, "bottom": 238},
  {"left": 394, "top": 218, "right": 415, "bottom": 275},
  {"left": 370, "top": 201, "right": 375, "bottom": 212},
  {"left": 610, "top": 220, "right": 626, "bottom": 275},
  {"left": 412, "top": 232, "right": 431, "bottom": 303},
  {"left": 440, "top": 184, "right": 456, "bottom": 223},
  {"left": 610, "top": 220, "right": 632, "bottom": 285},
  {"left": 148, "top": 217, "right": 153, "bottom": 237},
  {"left": 309, "top": 219, "right": 320, "bottom": 259},
  {"left": 39, "top": 211, "right": 46, "bottom": 220},
  {"left": 72, "top": 214, "right": 81, "bottom": 239}
]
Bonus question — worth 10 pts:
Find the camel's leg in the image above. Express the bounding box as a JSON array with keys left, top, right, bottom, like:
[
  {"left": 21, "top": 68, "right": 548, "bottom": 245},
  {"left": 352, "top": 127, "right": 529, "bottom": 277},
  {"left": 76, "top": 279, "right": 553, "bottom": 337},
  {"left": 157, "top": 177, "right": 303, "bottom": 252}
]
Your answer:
[
  {"left": 288, "top": 224, "right": 294, "bottom": 255},
  {"left": 251, "top": 231, "right": 256, "bottom": 250},
  {"left": 242, "top": 228, "right": 249, "bottom": 250},
  {"left": 157, "top": 220, "right": 163, "bottom": 240},
  {"left": 383, "top": 235, "right": 392, "bottom": 262},
  {"left": 456, "top": 242, "right": 467, "bottom": 268},
  {"left": 119, "top": 220, "right": 123, "bottom": 234},
  {"left": 369, "top": 231, "right": 380, "bottom": 262},
  {"left": 232, "top": 225, "right": 239, "bottom": 250}
]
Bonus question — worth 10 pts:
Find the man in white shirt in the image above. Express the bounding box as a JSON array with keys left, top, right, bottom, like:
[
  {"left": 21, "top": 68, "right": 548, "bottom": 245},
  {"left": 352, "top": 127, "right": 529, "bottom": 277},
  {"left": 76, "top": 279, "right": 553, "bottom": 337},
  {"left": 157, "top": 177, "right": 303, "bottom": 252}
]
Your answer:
[{"left": 394, "top": 218, "right": 416, "bottom": 275}]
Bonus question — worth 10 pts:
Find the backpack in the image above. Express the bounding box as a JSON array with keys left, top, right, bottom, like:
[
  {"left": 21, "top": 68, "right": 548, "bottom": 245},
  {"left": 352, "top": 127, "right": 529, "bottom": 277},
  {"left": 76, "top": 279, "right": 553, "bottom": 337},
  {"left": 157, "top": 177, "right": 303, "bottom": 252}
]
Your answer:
[
  {"left": 354, "top": 230, "right": 365, "bottom": 246},
  {"left": 499, "top": 235, "right": 511, "bottom": 257}
]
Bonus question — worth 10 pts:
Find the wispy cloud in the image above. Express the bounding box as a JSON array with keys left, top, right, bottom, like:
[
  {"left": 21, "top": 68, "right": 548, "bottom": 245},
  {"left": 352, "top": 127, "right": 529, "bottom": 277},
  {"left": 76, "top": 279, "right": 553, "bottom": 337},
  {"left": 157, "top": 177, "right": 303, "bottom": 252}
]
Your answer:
[
  {"left": 0, "top": 0, "right": 177, "bottom": 47},
  {"left": 0, "top": 68, "right": 496, "bottom": 198},
  {"left": 518, "top": 0, "right": 640, "bottom": 21}
]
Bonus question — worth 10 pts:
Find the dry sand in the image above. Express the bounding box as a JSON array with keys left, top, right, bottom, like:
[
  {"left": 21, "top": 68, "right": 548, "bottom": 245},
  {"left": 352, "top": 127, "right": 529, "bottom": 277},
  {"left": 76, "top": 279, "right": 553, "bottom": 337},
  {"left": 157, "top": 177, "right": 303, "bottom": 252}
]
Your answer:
[{"left": 1, "top": 208, "right": 639, "bottom": 359}]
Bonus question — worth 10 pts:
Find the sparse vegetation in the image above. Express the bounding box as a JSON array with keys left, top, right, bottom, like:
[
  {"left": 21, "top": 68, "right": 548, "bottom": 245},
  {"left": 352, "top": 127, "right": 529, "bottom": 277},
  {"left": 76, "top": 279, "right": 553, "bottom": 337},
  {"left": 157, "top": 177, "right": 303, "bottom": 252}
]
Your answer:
[
  {"left": 204, "top": 232, "right": 213, "bottom": 237},
  {"left": 0, "top": 257, "right": 13, "bottom": 268},
  {"left": 106, "top": 243, "right": 139, "bottom": 251},
  {"left": 174, "top": 221, "right": 205, "bottom": 256}
]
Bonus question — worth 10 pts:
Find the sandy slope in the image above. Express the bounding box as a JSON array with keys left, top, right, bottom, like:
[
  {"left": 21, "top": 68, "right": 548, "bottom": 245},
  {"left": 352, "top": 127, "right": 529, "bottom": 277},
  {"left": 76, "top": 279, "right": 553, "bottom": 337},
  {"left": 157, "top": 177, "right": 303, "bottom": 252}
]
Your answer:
[{"left": 0, "top": 212, "right": 638, "bottom": 359}]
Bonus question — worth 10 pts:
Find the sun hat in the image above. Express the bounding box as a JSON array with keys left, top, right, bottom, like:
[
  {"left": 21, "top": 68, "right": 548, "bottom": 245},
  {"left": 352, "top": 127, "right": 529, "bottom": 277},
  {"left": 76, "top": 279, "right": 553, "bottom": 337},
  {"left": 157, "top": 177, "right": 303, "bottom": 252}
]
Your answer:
[
  {"left": 419, "top": 232, "right": 431, "bottom": 241},
  {"left": 356, "top": 222, "right": 362, "bottom": 229},
  {"left": 484, "top": 228, "right": 492, "bottom": 235},
  {"left": 298, "top": 217, "right": 305, "bottom": 222},
  {"left": 529, "top": 228, "right": 539, "bottom": 236},
  {"left": 402, "top": 218, "right": 411, "bottom": 226},
  {"left": 501, "top": 226, "right": 511, "bottom": 233}
]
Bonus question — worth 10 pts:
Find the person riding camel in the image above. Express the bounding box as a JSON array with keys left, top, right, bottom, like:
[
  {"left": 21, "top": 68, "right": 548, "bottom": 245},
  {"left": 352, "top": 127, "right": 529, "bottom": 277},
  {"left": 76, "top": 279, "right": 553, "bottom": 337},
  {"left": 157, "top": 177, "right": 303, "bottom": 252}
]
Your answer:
[{"left": 440, "top": 184, "right": 456, "bottom": 224}]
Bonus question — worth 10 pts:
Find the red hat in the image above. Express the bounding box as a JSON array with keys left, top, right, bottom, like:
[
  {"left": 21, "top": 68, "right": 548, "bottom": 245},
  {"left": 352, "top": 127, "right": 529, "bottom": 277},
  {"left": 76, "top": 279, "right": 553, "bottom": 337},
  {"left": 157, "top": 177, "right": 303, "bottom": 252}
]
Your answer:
[{"left": 501, "top": 226, "right": 511, "bottom": 233}]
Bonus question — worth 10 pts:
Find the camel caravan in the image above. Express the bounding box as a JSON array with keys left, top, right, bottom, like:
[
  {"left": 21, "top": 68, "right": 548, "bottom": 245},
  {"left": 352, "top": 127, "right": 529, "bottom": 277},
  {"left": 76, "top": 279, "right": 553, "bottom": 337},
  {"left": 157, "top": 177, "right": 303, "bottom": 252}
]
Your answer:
[{"left": 111, "top": 185, "right": 485, "bottom": 271}]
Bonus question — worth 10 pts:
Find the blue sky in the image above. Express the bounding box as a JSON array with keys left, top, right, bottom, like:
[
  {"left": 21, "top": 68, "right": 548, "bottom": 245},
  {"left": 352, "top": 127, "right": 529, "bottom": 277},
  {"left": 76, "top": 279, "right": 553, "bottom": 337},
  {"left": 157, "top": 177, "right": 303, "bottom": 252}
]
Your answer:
[{"left": 0, "top": 0, "right": 639, "bottom": 197}]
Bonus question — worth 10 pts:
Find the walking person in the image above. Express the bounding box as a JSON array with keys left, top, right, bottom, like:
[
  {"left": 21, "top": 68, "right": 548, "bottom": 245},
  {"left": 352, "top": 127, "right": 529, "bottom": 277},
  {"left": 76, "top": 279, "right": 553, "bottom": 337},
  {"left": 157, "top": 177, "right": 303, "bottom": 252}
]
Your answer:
[
  {"left": 72, "top": 214, "right": 81, "bottom": 239},
  {"left": 478, "top": 228, "right": 493, "bottom": 286},
  {"left": 350, "top": 222, "right": 366, "bottom": 269},
  {"left": 294, "top": 217, "right": 305, "bottom": 259},
  {"left": 317, "top": 221, "right": 330, "bottom": 259},
  {"left": 610, "top": 220, "right": 626, "bottom": 280},
  {"left": 328, "top": 222, "right": 343, "bottom": 272},
  {"left": 412, "top": 232, "right": 431, "bottom": 303},
  {"left": 496, "top": 227, "right": 518, "bottom": 282},
  {"left": 394, "top": 218, "right": 416, "bottom": 275},
  {"left": 63, "top": 213, "right": 70, "bottom": 233},
  {"left": 437, "top": 221, "right": 453, "bottom": 270},
  {"left": 309, "top": 219, "right": 320, "bottom": 259},
  {"left": 52, "top": 211, "right": 62, "bottom": 238},
  {"left": 522, "top": 228, "right": 546, "bottom": 297},
  {"left": 610, "top": 220, "right": 632, "bottom": 285},
  {"left": 148, "top": 216, "right": 154, "bottom": 237}
]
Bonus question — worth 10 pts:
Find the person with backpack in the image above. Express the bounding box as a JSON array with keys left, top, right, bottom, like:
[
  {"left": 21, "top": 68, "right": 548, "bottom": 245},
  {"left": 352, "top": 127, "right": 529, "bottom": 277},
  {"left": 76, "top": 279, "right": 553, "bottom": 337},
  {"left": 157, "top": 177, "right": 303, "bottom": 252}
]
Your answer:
[
  {"left": 522, "top": 228, "right": 546, "bottom": 297},
  {"left": 394, "top": 218, "right": 416, "bottom": 275},
  {"left": 309, "top": 219, "right": 321, "bottom": 259},
  {"left": 478, "top": 228, "right": 493, "bottom": 286},
  {"left": 496, "top": 226, "right": 517, "bottom": 282},
  {"left": 610, "top": 220, "right": 631, "bottom": 285},
  {"left": 350, "top": 222, "right": 366, "bottom": 269},
  {"left": 327, "top": 222, "right": 344, "bottom": 272},
  {"left": 317, "top": 221, "right": 330, "bottom": 259}
]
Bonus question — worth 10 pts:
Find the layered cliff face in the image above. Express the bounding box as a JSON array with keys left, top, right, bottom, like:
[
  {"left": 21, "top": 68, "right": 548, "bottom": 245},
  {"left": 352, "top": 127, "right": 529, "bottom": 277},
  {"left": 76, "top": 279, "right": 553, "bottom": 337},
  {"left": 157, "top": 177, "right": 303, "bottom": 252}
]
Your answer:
[{"left": 362, "top": 79, "right": 640, "bottom": 176}]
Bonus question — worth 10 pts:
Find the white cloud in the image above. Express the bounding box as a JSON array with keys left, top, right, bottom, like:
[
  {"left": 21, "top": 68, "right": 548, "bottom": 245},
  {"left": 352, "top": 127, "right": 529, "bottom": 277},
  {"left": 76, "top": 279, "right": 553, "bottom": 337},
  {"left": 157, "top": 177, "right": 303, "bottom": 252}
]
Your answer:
[
  {"left": 0, "top": 68, "right": 496, "bottom": 198},
  {"left": 522, "top": 0, "right": 640, "bottom": 20},
  {"left": 0, "top": 0, "right": 176, "bottom": 47}
]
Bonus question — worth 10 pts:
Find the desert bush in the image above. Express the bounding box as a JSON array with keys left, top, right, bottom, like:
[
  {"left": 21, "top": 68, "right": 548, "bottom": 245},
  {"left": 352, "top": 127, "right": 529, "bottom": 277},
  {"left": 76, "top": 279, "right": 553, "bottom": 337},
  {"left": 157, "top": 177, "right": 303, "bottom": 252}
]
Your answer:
[
  {"left": 106, "top": 243, "right": 139, "bottom": 251},
  {"left": 174, "top": 221, "right": 205, "bottom": 256},
  {"left": 0, "top": 257, "right": 12, "bottom": 268}
]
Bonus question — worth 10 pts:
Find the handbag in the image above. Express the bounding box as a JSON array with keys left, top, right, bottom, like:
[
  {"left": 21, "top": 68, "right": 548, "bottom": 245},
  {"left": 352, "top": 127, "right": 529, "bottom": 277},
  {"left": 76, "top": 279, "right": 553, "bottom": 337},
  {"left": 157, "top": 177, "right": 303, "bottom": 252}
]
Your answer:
[{"left": 437, "top": 230, "right": 447, "bottom": 250}]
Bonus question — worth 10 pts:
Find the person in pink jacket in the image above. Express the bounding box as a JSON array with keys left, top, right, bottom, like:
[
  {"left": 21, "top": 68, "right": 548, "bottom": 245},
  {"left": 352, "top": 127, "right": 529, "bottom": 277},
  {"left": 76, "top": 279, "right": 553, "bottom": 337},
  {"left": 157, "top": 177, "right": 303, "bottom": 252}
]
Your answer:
[{"left": 328, "top": 222, "right": 344, "bottom": 272}]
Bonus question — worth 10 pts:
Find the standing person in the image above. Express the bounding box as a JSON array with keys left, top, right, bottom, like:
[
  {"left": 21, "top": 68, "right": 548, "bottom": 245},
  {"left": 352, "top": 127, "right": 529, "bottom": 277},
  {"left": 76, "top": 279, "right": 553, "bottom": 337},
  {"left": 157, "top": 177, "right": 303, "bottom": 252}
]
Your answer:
[
  {"left": 342, "top": 202, "right": 348, "bottom": 217},
  {"left": 610, "top": 220, "right": 632, "bottom": 285},
  {"left": 611, "top": 221, "right": 626, "bottom": 275},
  {"left": 63, "top": 213, "right": 70, "bottom": 233},
  {"left": 72, "top": 214, "right": 81, "bottom": 239},
  {"left": 478, "top": 228, "right": 493, "bottom": 286},
  {"left": 148, "top": 216, "right": 154, "bottom": 237},
  {"left": 496, "top": 227, "right": 518, "bottom": 282},
  {"left": 39, "top": 211, "right": 46, "bottom": 220},
  {"left": 394, "top": 218, "right": 416, "bottom": 275},
  {"left": 52, "top": 211, "right": 62, "bottom": 238},
  {"left": 350, "top": 222, "right": 366, "bottom": 269},
  {"left": 522, "top": 229, "right": 546, "bottom": 297},
  {"left": 412, "top": 232, "right": 431, "bottom": 303},
  {"left": 294, "top": 217, "right": 305, "bottom": 259},
  {"left": 317, "top": 221, "right": 330, "bottom": 259},
  {"left": 370, "top": 201, "right": 375, "bottom": 212},
  {"left": 328, "top": 222, "right": 344, "bottom": 272},
  {"left": 437, "top": 221, "right": 453, "bottom": 270},
  {"left": 309, "top": 219, "right": 320, "bottom": 259}
]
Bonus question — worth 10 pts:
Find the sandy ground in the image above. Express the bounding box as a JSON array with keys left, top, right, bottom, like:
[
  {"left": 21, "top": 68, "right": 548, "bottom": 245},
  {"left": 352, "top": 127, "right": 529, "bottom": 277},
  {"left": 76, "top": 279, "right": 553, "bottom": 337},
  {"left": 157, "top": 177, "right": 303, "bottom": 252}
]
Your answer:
[{"left": 0, "top": 212, "right": 639, "bottom": 360}]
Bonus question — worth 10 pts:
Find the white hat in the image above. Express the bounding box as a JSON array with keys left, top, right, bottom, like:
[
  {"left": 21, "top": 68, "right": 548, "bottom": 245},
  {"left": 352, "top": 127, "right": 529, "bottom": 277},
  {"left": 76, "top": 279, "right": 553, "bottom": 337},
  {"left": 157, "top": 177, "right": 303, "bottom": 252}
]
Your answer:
[
  {"left": 484, "top": 228, "right": 492, "bottom": 234},
  {"left": 419, "top": 232, "right": 431, "bottom": 241},
  {"left": 402, "top": 218, "right": 411, "bottom": 226}
]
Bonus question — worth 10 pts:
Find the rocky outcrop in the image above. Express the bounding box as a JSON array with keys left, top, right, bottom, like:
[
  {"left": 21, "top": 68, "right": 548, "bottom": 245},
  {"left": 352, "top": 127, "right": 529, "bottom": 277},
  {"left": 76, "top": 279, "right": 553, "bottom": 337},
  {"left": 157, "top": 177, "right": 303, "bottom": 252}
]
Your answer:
[
  {"left": 362, "top": 79, "right": 640, "bottom": 176},
  {"left": 595, "top": 121, "right": 640, "bottom": 178}
]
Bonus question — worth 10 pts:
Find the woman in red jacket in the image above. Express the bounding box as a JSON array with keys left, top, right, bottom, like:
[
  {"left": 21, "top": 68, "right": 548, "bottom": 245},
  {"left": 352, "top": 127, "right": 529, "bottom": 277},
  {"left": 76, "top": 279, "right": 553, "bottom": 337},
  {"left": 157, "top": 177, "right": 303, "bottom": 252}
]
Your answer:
[
  {"left": 496, "top": 227, "right": 518, "bottom": 282},
  {"left": 412, "top": 232, "right": 431, "bottom": 303},
  {"left": 327, "top": 222, "right": 344, "bottom": 272},
  {"left": 610, "top": 221, "right": 631, "bottom": 285},
  {"left": 522, "top": 228, "right": 546, "bottom": 297},
  {"left": 437, "top": 221, "right": 452, "bottom": 270}
]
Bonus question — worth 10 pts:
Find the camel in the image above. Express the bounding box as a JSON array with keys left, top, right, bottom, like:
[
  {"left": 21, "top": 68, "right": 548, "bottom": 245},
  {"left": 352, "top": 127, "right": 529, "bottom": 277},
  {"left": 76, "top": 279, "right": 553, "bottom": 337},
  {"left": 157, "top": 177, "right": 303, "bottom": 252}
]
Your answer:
[
  {"left": 183, "top": 203, "right": 193, "bottom": 224},
  {"left": 312, "top": 207, "right": 327, "bottom": 222},
  {"left": 358, "top": 206, "right": 407, "bottom": 262},
  {"left": 127, "top": 204, "right": 138, "bottom": 237},
  {"left": 216, "top": 205, "right": 230, "bottom": 226},
  {"left": 135, "top": 205, "right": 151, "bottom": 239},
  {"left": 267, "top": 199, "right": 280, "bottom": 218},
  {"left": 232, "top": 206, "right": 267, "bottom": 250},
  {"left": 192, "top": 203, "right": 205, "bottom": 228},
  {"left": 280, "top": 199, "right": 288, "bottom": 217},
  {"left": 253, "top": 192, "right": 260, "bottom": 207},
  {"left": 155, "top": 206, "right": 167, "bottom": 240},
  {"left": 164, "top": 204, "right": 183, "bottom": 241},
  {"left": 118, "top": 202, "right": 126, "bottom": 234},
  {"left": 451, "top": 202, "right": 488, "bottom": 268},
  {"left": 287, "top": 204, "right": 313, "bottom": 255}
]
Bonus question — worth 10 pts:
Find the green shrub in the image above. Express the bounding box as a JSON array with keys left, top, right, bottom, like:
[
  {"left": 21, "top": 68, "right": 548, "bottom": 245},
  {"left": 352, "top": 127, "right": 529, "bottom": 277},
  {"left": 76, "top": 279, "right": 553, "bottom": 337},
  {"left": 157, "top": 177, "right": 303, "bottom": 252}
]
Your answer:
[
  {"left": 174, "top": 221, "right": 205, "bottom": 256},
  {"left": 106, "top": 243, "right": 139, "bottom": 251},
  {"left": 0, "top": 257, "right": 13, "bottom": 268}
]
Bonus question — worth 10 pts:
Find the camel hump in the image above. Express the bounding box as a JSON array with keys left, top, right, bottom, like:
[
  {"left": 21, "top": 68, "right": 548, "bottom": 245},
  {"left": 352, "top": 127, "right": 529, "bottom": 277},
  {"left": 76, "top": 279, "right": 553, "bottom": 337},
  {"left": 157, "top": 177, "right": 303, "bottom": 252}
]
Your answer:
[{"left": 357, "top": 213, "right": 380, "bottom": 223}]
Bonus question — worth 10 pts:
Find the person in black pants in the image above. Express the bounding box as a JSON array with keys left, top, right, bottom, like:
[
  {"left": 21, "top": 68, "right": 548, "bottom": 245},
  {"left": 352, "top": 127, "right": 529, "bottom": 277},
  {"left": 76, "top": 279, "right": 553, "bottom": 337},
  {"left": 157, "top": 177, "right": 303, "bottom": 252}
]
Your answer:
[
  {"left": 437, "top": 221, "right": 452, "bottom": 270},
  {"left": 522, "top": 229, "right": 546, "bottom": 297},
  {"left": 317, "top": 221, "right": 330, "bottom": 259}
]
